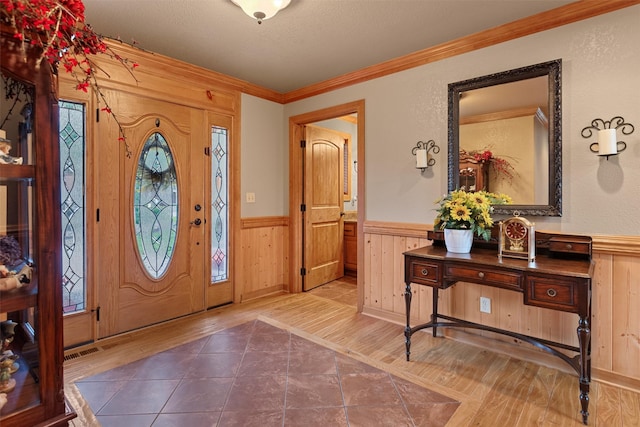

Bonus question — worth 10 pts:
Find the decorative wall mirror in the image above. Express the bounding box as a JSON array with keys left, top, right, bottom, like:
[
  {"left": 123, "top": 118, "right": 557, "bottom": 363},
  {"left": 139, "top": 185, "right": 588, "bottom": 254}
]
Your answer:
[{"left": 448, "top": 59, "right": 562, "bottom": 216}]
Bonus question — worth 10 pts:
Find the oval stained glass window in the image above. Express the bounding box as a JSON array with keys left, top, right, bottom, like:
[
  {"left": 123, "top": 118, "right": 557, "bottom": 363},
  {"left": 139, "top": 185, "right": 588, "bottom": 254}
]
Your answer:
[{"left": 133, "top": 132, "right": 178, "bottom": 279}]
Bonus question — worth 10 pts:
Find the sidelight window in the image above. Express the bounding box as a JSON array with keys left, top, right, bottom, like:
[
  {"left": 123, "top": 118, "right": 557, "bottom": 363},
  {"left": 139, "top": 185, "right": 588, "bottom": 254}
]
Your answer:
[
  {"left": 59, "top": 100, "right": 87, "bottom": 313},
  {"left": 211, "top": 126, "right": 228, "bottom": 283}
]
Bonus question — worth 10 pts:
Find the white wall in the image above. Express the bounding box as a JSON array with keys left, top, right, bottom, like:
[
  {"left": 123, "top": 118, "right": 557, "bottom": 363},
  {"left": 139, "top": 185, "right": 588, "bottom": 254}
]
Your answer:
[{"left": 244, "top": 6, "right": 640, "bottom": 236}]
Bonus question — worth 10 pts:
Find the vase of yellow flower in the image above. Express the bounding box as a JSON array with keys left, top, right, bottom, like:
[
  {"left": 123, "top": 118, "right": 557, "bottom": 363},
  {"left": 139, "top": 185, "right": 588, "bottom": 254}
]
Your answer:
[
  {"left": 443, "top": 229, "right": 474, "bottom": 253},
  {"left": 434, "top": 189, "right": 512, "bottom": 253}
]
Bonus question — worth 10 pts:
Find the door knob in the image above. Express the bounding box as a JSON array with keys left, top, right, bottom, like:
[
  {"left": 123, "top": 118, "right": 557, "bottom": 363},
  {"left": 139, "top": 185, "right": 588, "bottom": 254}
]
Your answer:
[{"left": 191, "top": 218, "right": 202, "bottom": 226}]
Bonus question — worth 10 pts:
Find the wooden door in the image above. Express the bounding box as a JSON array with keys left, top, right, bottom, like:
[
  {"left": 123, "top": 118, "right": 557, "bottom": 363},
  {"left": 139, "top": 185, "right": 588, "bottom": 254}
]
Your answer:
[
  {"left": 303, "top": 125, "right": 345, "bottom": 291},
  {"left": 96, "top": 93, "right": 206, "bottom": 337}
]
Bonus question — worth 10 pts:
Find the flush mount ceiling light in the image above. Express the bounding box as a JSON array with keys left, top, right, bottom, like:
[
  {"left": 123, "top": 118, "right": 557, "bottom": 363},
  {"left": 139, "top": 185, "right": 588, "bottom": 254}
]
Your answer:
[{"left": 231, "top": 0, "right": 292, "bottom": 24}]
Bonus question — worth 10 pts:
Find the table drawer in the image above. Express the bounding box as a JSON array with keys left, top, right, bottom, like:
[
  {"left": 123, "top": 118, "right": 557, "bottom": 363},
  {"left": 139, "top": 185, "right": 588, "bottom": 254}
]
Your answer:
[
  {"left": 549, "top": 237, "right": 591, "bottom": 256},
  {"left": 525, "top": 275, "right": 580, "bottom": 312},
  {"left": 445, "top": 265, "right": 522, "bottom": 291},
  {"left": 407, "top": 260, "right": 441, "bottom": 286}
]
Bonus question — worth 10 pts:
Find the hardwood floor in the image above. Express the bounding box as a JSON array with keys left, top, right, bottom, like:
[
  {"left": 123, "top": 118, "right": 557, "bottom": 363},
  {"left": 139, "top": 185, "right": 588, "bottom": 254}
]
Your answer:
[{"left": 64, "top": 277, "right": 640, "bottom": 426}]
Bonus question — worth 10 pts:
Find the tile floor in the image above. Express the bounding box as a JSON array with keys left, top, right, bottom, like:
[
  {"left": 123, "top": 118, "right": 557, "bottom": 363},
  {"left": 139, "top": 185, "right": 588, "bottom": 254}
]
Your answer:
[{"left": 76, "top": 319, "right": 460, "bottom": 426}]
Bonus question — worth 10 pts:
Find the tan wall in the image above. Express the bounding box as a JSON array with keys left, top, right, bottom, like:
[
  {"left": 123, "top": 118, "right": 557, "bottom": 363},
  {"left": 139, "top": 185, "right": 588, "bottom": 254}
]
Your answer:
[{"left": 361, "top": 221, "right": 640, "bottom": 390}]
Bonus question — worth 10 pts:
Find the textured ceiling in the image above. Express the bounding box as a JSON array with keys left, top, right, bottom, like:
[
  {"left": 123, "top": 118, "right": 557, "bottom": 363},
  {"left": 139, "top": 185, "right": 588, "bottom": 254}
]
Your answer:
[{"left": 82, "top": 0, "right": 574, "bottom": 94}]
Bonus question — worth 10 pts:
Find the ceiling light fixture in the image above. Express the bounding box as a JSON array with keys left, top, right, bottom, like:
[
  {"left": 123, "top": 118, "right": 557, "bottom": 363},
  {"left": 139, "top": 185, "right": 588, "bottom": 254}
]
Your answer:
[{"left": 231, "top": 0, "right": 291, "bottom": 24}]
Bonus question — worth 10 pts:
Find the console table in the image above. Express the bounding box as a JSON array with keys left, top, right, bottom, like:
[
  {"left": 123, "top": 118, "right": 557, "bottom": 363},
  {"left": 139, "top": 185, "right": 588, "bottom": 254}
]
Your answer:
[{"left": 403, "top": 230, "right": 594, "bottom": 424}]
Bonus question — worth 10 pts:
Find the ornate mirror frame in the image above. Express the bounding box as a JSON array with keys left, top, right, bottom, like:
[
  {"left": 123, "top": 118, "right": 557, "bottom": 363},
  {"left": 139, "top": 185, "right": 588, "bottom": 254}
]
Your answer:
[{"left": 448, "top": 59, "right": 562, "bottom": 216}]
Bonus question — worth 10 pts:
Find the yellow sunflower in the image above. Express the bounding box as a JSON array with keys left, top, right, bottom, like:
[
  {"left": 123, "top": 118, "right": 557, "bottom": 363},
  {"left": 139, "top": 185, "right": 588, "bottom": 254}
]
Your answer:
[
  {"left": 450, "top": 203, "right": 471, "bottom": 222},
  {"left": 469, "top": 192, "right": 490, "bottom": 210}
]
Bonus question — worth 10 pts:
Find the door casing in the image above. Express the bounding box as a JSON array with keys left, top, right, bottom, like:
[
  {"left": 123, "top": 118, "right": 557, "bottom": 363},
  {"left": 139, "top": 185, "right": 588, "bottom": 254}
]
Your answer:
[{"left": 288, "top": 100, "right": 365, "bottom": 310}]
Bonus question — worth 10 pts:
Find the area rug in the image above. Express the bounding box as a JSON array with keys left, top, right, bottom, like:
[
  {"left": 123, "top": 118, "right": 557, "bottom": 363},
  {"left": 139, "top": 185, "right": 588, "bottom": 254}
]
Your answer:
[{"left": 75, "top": 319, "right": 460, "bottom": 426}]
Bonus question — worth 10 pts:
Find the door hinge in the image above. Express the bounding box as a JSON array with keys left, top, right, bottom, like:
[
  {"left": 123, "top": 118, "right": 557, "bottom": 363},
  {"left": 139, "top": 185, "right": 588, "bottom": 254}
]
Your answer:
[
  {"left": 300, "top": 204, "right": 306, "bottom": 212},
  {"left": 96, "top": 108, "right": 100, "bottom": 123},
  {"left": 300, "top": 139, "right": 306, "bottom": 148},
  {"left": 204, "top": 147, "right": 210, "bottom": 156},
  {"left": 96, "top": 208, "right": 100, "bottom": 222},
  {"left": 300, "top": 268, "right": 306, "bottom": 276},
  {"left": 91, "top": 306, "right": 101, "bottom": 321}
]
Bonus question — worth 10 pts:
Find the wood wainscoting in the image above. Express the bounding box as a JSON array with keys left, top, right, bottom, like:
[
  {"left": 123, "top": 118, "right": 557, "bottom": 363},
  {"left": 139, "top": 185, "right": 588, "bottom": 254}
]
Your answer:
[
  {"left": 238, "top": 216, "right": 640, "bottom": 390},
  {"left": 238, "top": 216, "right": 289, "bottom": 302},
  {"left": 362, "top": 221, "right": 640, "bottom": 392}
]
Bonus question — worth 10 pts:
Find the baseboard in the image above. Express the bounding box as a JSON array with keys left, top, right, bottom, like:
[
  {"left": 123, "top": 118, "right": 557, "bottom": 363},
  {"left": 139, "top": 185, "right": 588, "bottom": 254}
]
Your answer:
[
  {"left": 241, "top": 284, "right": 287, "bottom": 302},
  {"left": 592, "top": 367, "right": 640, "bottom": 392}
]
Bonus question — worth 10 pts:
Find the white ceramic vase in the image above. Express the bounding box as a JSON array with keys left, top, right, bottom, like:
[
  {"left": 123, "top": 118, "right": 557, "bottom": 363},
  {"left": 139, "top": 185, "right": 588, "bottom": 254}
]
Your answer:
[{"left": 444, "top": 229, "right": 473, "bottom": 253}]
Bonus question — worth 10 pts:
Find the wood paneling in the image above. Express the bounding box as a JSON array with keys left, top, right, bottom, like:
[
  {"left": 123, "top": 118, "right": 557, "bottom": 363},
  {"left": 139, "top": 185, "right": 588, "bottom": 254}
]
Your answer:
[
  {"left": 363, "top": 221, "right": 640, "bottom": 390},
  {"left": 238, "top": 216, "right": 289, "bottom": 302}
]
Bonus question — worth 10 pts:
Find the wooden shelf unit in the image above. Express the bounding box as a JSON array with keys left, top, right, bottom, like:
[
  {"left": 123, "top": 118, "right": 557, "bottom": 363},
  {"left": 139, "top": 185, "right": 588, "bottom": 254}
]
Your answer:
[{"left": 1, "top": 28, "right": 76, "bottom": 426}]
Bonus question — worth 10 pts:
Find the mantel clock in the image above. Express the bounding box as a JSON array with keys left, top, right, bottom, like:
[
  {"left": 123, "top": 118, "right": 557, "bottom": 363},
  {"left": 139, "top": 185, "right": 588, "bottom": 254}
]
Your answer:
[{"left": 499, "top": 214, "right": 535, "bottom": 262}]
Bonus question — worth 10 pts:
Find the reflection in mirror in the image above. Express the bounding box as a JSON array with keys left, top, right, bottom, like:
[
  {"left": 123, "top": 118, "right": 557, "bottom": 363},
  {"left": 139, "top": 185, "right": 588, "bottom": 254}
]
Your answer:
[{"left": 448, "top": 59, "right": 562, "bottom": 216}]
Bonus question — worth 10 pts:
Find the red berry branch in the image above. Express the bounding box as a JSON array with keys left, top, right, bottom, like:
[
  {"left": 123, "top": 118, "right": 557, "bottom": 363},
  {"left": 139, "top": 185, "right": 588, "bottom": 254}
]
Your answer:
[
  {"left": 461, "top": 148, "right": 517, "bottom": 183},
  {"left": 1, "top": 0, "right": 139, "bottom": 154}
]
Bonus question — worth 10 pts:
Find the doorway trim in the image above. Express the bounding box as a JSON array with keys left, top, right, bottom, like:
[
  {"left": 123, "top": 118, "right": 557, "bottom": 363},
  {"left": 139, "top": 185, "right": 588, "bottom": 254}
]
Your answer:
[{"left": 288, "top": 100, "right": 365, "bottom": 312}]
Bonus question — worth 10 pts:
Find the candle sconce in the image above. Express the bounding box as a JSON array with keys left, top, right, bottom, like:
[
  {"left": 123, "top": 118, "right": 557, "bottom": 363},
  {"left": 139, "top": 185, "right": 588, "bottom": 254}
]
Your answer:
[
  {"left": 581, "top": 116, "right": 635, "bottom": 160},
  {"left": 412, "top": 140, "right": 439, "bottom": 172}
]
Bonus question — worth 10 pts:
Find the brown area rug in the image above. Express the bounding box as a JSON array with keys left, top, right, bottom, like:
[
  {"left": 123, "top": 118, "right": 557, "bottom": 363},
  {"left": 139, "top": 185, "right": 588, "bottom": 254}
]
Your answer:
[{"left": 75, "top": 320, "right": 459, "bottom": 426}]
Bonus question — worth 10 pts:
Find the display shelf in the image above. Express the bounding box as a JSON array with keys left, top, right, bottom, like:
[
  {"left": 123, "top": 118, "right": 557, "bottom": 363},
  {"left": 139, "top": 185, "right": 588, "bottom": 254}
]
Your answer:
[
  {"left": 0, "top": 165, "right": 36, "bottom": 181},
  {"left": 1, "top": 26, "right": 75, "bottom": 426},
  {"left": 0, "top": 286, "right": 38, "bottom": 313}
]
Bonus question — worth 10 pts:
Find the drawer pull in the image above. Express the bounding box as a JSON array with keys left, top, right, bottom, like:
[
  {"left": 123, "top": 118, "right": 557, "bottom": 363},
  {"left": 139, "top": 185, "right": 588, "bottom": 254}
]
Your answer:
[
  {"left": 546, "top": 288, "right": 557, "bottom": 298},
  {"left": 566, "top": 244, "right": 573, "bottom": 250},
  {"left": 478, "top": 272, "right": 485, "bottom": 279},
  {"left": 421, "top": 269, "right": 429, "bottom": 276}
]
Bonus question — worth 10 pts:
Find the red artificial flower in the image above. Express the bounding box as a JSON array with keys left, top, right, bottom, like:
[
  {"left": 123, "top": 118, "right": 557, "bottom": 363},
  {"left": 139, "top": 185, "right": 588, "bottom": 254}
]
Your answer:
[
  {"left": 2, "top": 0, "right": 138, "bottom": 145},
  {"left": 76, "top": 81, "right": 90, "bottom": 92}
]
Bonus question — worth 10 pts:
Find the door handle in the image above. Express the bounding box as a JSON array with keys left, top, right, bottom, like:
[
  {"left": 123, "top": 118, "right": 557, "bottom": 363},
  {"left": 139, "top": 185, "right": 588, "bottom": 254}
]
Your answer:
[
  {"left": 191, "top": 218, "right": 202, "bottom": 226},
  {"left": 340, "top": 212, "right": 345, "bottom": 216}
]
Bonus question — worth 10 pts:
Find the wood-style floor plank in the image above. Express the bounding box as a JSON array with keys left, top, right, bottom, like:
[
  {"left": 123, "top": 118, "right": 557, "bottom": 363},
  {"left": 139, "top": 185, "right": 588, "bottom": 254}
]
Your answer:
[
  {"left": 620, "top": 386, "right": 640, "bottom": 426},
  {"left": 516, "top": 365, "right": 558, "bottom": 425},
  {"left": 63, "top": 288, "right": 640, "bottom": 426}
]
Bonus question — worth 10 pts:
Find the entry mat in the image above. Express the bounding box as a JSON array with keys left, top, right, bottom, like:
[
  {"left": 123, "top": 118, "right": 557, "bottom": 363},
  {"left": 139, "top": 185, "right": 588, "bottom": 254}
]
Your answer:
[{"left": 75, "top": 319, "right": 460, "bottom": 426}]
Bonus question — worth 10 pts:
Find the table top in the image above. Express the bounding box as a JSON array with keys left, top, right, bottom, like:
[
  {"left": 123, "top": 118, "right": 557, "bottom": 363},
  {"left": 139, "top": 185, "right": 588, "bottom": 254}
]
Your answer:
[{"left": 404, "top": 245, "right": 595, "bottom": 279}]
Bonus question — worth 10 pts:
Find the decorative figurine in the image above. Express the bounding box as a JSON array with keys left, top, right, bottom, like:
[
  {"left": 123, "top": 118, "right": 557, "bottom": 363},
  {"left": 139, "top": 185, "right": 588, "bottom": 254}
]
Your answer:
[
  {"left": 0, "top": 356, "right": 16, "bottom": 393},
  {"left": 0, "top": 264, "right": 32, "bottom": 291},
  {"left": 0, "top": 130, "right": 23, "bottom": 165},
  {"left": 0, "top": 319, "right": 20, "bottom": 394},
  {"left": 0, "top": 235, "right": 31, "bottom": 292}
]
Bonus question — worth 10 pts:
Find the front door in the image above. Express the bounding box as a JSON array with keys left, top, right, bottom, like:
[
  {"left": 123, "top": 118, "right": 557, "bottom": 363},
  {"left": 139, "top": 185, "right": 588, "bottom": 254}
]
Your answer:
[
  {"left": 303, "top": 125, "right": 345, "bottom": 291},
  {"left": 95, "top": 93, "right": 206, "bottom": 337}
]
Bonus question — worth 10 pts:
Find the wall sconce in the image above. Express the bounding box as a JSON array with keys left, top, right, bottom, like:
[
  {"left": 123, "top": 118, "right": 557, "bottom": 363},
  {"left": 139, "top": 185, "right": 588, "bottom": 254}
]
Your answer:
[
  {"left": 581, "top": 116, "right": 635, "bottom": 160},
  {"left": 411, "top": 140, "right": 439, "bottom": 172}
]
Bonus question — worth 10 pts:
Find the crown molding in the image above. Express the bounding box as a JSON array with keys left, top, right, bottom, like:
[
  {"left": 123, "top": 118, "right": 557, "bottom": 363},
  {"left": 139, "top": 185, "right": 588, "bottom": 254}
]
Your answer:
[{"left": 282, "top": 1, "right": 640, "bottom": 103}]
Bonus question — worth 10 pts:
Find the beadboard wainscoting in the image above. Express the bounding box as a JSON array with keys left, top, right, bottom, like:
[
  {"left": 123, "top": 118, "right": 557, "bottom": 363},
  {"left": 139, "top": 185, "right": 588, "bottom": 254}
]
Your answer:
[{"left": 362, "top": 221, "right": 640, "bottom": 391}]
